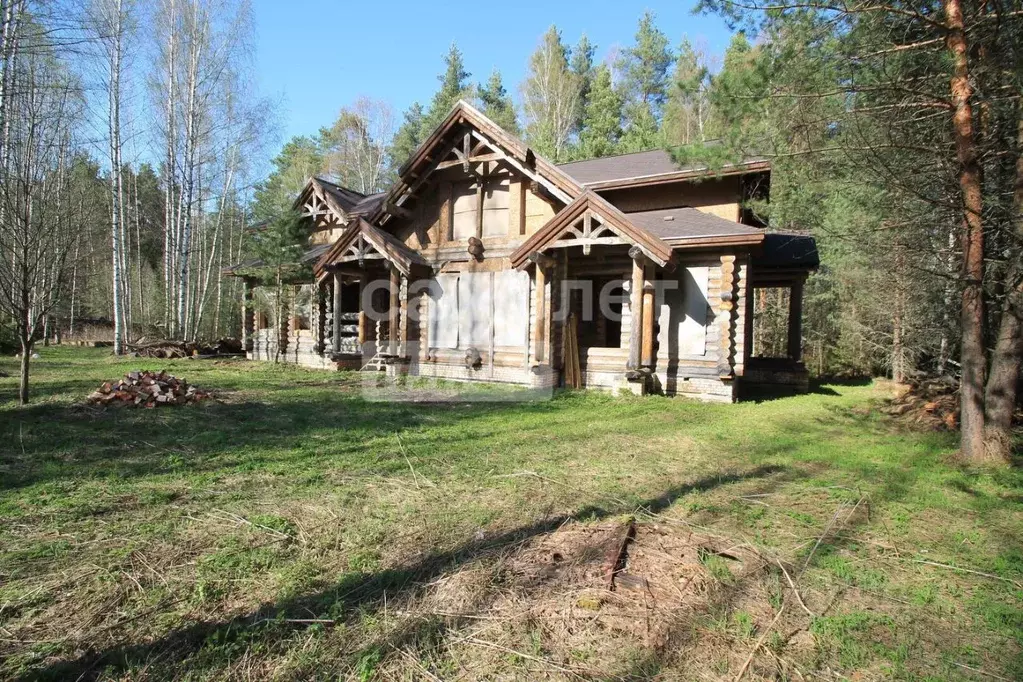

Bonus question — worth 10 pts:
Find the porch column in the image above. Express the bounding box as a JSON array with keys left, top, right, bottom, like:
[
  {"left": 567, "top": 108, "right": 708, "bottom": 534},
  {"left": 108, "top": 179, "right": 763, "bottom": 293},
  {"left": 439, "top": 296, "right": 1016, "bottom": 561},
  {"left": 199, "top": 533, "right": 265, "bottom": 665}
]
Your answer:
[
  {"left": 332, "top": 271, "right": 344, "bottom": 354},
  {"left": 718, "top": 255, "right": 737, "bottom": 377},
  {"left": 314, "top": 282, "right": 327, "bottom": 355},
  {"left": 787, "top": 278, "right": 804, "bottom": 362},
  {"left": 399, "top": 273, "right": 409, "bottom": 358},
  {"left": 627, "top": 247, "right": 645, "bottom": 370},
  {"left": 641, "top": 263, "right": 656, "bottom": 369},
  {"left": 388, "top": 266, "right": 400, "bottom": 356},
  {"left": 241, "top": 278, "right": 255, "bottom": 352}
]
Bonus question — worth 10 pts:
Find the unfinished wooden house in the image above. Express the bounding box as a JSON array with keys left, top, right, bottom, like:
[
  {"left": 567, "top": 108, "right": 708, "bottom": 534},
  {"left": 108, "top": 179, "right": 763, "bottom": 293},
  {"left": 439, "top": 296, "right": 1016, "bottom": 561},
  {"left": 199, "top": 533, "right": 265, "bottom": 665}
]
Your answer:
[{"left": 227, "top": 101, "right": 818, "bottom": 401}]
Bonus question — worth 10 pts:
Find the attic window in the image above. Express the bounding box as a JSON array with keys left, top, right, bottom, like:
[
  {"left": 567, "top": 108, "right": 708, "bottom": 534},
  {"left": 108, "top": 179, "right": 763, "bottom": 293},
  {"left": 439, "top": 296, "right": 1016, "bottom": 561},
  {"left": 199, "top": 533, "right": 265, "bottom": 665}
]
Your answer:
[{"left": 450, "top": 177, "right": 510, "bottom": 240}]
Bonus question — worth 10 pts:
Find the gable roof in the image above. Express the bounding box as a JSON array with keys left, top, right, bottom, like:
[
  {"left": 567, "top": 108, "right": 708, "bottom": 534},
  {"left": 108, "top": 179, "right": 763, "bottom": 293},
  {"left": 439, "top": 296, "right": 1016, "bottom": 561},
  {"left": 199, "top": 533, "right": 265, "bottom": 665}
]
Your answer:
[
  {"left": 369, "top": 100, "right": 585, "bottom": 226},
  {"left": 314, "top": 217, "right": 428, "bottom": 279},
  {"left": 558, "top": 149, "right": 769, "bottom": 190},
  {"left": 509, "top": 191, "right": 675, "bottom": 269}
]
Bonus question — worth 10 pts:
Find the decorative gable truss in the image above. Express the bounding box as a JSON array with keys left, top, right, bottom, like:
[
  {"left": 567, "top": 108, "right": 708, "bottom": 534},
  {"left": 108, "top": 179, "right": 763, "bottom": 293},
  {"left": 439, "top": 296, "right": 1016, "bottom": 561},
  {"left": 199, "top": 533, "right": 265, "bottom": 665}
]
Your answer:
[
  {"left": 371, "top": 101, "right": 584, "bottom": 227},
  {"left": 510, "top": 191, "right": 675, "bottom": 269},
  {"left": 314, "top": 217, "right": 428, "bottom": 281},
  {"left": 296, "top": 178, "right": 354, "bottom": 228}
]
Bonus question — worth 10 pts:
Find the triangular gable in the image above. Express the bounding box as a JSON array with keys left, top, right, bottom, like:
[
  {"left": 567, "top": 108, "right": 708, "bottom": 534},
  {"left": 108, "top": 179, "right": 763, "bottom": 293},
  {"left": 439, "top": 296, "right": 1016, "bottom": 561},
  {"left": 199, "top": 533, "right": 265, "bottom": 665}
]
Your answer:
[
  {"left": 295, "top": 177, "right": 362, "bottom": 227},
  {"left": 368, "top": 100, "right": 585, "bottom": 227},
  {"left": 509, "top": 191, "right": 675, "bottom": 269},
  {"left": 314, "top": 217, "right": 428, "bottom": 280}
]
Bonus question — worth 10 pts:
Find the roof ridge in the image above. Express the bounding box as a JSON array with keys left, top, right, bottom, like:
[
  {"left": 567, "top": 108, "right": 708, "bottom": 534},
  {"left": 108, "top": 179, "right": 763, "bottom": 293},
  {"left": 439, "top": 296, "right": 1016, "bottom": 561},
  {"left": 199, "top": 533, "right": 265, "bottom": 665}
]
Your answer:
[{"left": 556, "top": 148, "right": 669, "bottom": 167}]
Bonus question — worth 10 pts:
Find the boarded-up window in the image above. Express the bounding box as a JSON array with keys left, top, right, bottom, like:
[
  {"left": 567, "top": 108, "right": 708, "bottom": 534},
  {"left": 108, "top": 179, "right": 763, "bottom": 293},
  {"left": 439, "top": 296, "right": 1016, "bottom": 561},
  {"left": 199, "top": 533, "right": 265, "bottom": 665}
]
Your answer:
[
  {"left": 451, "top": 183, "right": 477, "bottom": 240},
  {"left": 458, "top": 273, "right": 492, "bottom": 347},
  {"left": 482, "top": 177, "right": 509, "bottom": 236},
  {"left": 493, "top": 270, "right": 529, "bottom": 346},
  {"left": 450, "top": 178, "right": 510, "bottom": 240},
  {"left": 657, "top": 266, "right": 710, "bottom": 357},
  {"left": 429, "top": 274, "right": 459, "bottom": 349}
]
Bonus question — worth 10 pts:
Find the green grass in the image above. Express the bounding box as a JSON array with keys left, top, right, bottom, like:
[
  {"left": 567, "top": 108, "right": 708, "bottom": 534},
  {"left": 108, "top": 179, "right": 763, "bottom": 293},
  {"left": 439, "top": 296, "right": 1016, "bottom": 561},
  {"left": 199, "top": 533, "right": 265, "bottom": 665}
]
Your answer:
[{"left": 0, "top": 347, "right": 1021, "bottom": 680}]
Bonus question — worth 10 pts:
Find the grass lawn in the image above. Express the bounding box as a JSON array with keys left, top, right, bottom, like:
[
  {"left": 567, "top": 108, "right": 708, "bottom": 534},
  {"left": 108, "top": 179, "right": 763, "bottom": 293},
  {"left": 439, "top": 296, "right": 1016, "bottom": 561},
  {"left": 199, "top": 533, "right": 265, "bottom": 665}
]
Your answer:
[{"left": 1, "top": 347, "right": 1021, "bottom": 681}]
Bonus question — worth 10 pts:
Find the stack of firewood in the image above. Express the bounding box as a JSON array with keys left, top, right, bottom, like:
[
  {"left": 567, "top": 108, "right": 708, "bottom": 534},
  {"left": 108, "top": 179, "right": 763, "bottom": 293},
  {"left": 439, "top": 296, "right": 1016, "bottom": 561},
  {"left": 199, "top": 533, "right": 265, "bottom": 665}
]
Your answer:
[{"left": 86, "top": 370, "right": 210, "bottom": 408}]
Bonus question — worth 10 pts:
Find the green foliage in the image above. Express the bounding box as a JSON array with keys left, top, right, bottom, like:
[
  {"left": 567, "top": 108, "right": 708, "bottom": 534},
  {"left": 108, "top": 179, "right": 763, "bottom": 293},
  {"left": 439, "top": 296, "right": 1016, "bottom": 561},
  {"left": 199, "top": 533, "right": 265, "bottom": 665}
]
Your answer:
[
  {"left": 522, "top": 25, "right": 578, "bottom": 162},
  {"left": 246, "top": 210, "right": 308, "bottom": 285},
  {"left": 477, "top": 69, "right": 518, "bottom": 134},
  {"left": 617, "top": 11, "right": 673, "bottom": 110},
  {"left": 251, "top": 137, "right": 323, "bottom": 222},
  {"left": 662, "top": 38, "right": 710, "bottom": 146},
  {"left": 576, "top": 65, "right": 624, "bottom": 159},
  {"left": 422, "top": 43, "right": 473, "bottom": 131},
  {"left": 1, "top": 348, "right": 1021, "bottom": 679},
  {"left": 389, "top": 102, "right": 426, "bottom": 175}
]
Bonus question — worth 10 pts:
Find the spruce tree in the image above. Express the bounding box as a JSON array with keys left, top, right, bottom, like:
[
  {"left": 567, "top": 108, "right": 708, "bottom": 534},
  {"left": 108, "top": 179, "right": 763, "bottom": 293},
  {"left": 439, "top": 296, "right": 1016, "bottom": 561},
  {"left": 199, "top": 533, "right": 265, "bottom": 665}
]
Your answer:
[
  {"left": 577, "top": 64, "right": 624, "bottom": 159},
  {"left": 423, "top": 43, "right": 473, "bottom": 131},
  {"left": 570, "top": 34, "right": 596, "bottom": 128},
  {"left": 389, "top": 102, "right": 426, "bottom": 174},
  {"left": 478, "top": 69, "right": 518, "bottom": 133}
]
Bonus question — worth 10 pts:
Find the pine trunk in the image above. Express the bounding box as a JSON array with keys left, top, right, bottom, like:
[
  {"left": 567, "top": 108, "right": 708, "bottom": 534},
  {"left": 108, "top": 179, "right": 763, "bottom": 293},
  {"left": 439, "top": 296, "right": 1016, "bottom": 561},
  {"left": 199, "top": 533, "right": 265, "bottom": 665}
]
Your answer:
[{"left": 945, "top": 0, "right": 988, "bottom": 462}]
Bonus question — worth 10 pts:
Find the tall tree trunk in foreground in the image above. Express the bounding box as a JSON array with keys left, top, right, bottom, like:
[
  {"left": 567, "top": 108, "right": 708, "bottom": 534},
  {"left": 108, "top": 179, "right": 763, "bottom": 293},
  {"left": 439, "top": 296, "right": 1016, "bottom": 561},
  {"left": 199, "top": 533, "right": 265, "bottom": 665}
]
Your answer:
[
  {"left": 983, "top": 113, "right": 1023, "bottom": 463},
  {"left": 945, "top": 0, "right": 988, "bottom": 462}
]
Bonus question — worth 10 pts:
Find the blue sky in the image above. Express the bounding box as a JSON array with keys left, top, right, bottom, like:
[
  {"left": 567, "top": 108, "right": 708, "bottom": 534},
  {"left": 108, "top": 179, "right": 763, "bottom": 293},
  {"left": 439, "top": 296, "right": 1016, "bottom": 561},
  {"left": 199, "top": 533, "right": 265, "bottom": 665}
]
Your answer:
[{"left": 252, "top": 1, "right": 734, "bottom": 144}]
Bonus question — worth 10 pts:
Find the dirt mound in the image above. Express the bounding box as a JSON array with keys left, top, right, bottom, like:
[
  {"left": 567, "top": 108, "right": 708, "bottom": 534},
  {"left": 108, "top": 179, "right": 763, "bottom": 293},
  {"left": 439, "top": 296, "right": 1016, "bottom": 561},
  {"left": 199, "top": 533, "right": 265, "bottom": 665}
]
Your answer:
[{"left": 86, "top": 370, "right": 212, "bottom": 408}]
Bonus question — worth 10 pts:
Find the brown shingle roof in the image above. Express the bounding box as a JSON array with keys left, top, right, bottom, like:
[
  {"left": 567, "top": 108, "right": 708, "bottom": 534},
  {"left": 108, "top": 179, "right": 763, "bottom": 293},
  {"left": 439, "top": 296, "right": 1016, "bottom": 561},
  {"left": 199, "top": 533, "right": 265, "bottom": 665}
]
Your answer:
[
  {"left": 557, "top": 149, "right": 768, "bottom": 188},
  {"left": 625, "top": 207, "right": 763, "bottom": 243},
  {"left": 316, "top": 177, "right": 366, "bottom": 212}
]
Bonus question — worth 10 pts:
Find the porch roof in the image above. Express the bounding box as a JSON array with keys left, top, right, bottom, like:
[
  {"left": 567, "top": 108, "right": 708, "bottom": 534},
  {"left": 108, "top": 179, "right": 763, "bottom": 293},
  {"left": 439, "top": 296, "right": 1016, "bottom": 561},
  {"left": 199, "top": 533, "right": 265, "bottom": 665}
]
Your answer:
[
  {"left": 313, "top": 217, "right": 429, "bottom": 280},
  {"left": 624, "top": 207, "right": 765, "bottom": 247}
]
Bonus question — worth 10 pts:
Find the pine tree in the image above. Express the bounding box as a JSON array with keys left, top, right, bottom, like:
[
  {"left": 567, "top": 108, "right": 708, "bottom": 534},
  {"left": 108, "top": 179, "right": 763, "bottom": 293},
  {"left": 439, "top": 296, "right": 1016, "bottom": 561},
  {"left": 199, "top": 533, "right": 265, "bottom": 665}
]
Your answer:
[
  {"left": 577, "top": 64, "right": 623, "bottom": 159},
  {"left": 570, "top": 34, "right": 596, "bottom": 128},
  {"left": 423, "top": 43, "right": 472, "bottom": 131},
  {"left": 389, "top": 102, "right": 425, "bottom": 174},
  {"left": 251, "top": 136, "right": 323, "bottom": 222},
  {"left": 617, "top": 11, "right": 673, "bottom": 151},
  {"left": 478, "top": 69, "right": 518, "bottom": 133}
]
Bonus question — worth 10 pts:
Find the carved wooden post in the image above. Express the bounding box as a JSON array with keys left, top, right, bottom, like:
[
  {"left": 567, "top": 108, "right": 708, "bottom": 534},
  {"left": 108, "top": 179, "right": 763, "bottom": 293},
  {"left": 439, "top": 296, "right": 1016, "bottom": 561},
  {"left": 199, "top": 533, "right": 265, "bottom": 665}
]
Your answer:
[
  {"left": 241, "top": 278, "right": 255, "bottom": 352},
  {"left": 788, "top": 278, "right": 804, "bottom": 362},
  {"left": 718, "top": 255, "right": 737, "bottom": 377},
  {"left": 388, "top": 266, "right": 400, "bottom": 356},
  {"left": 641, "top": 263, "right": 655, "bottom": 369},
  {"left": 314, "top": 282, "right": 327, "bottom": 355},
  {"left": 399, "top": 273, "right": 409, "bottom": 358},
  {"left": 627, "top": 247, "right": 645, "bottom": 371},
  {"left": 526, "top": 252, "right": 554, "bottom": 364},
  {"left": 332, "top": 271, "right": 343, "bottom": 354}
]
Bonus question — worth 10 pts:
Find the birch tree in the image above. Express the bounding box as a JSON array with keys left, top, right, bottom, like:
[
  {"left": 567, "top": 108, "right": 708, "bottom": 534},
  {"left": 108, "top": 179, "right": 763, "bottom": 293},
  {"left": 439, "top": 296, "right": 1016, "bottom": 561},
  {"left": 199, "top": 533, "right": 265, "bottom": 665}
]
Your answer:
[{"left": 521, "top": 26, "right": 580, "bottom": 162}]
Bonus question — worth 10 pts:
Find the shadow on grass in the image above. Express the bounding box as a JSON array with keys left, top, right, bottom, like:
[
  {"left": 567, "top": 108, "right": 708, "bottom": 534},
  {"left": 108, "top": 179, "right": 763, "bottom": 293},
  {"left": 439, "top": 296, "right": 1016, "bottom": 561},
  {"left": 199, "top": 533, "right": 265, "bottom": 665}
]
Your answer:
[{"left": 21, "top": 465, "right": 790, "bottom": 681}]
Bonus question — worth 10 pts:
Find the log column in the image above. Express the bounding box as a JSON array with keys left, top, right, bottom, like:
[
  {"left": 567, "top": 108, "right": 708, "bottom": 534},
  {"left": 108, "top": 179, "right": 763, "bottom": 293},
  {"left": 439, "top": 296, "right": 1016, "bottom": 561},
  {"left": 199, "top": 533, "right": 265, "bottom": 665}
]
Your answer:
[
  {"left": 399, "top": 273, "right": 409, "bottom": 358},
  {"left": 641, "top": 263, "right": 656, "bottom": 369},
  {"left": 241, "top": 278, "right": 255, "bottom": 353},
  {"left": 332, "top": 271, "right": 344, "bottom": 354},
  {"left": 388, "top": 266, "right": 400, "bottom": 356},
  {"left": 718, "top": 255, "right": 737, "bottom": 377},
  {"left": 627, "top": 247, "right": 645, "bottom": 371},
  {"left": 787, "top": 278, "right": 804, "bottom": 362}
]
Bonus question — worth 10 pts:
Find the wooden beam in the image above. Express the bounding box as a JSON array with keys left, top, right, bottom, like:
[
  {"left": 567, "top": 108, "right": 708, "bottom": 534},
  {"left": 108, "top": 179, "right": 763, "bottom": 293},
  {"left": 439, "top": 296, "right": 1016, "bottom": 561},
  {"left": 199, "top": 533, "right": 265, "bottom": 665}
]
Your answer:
[
  {"left": 333, "top": 272, "right": 344, "bottom": 353},
  {"left": 469, "top": 129, "right": 572, "bottom": 204},
  {"left": 384, "top": 201, "right": 412, "bottom": 219},
  {"left": 641, "top": 263, "right": 655, "bottom": 368},
  {"left": 399, "top": 274, "right": 409, "bottom": 358},
  {"left": 389, "top": 266, "right": 400, "bottom": 356},
  {"left": 533, "top": 263, "right": 547, "bottom": 363}
]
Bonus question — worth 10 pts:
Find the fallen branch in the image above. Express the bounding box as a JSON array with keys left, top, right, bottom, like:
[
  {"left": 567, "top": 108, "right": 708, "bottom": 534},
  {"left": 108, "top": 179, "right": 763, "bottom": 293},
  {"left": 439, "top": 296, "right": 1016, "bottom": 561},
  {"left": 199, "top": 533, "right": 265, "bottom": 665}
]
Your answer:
[
  {"left": 913, "top": 559, "right": 1022, "bottom": 589},
  {"left": 734, "top": 603, "right": 787, "bottom": 681},
  {"left": 776, "top": 558, "right": 815, "bottom": 618}
]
